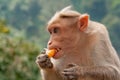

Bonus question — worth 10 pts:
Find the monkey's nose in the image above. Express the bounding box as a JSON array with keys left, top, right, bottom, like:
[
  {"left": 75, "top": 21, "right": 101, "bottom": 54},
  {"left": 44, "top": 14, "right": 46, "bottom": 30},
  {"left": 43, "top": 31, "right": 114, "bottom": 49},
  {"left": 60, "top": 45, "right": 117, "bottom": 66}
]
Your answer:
[{"left": 48, "top": 41, "right": 52, "bottom": 45}]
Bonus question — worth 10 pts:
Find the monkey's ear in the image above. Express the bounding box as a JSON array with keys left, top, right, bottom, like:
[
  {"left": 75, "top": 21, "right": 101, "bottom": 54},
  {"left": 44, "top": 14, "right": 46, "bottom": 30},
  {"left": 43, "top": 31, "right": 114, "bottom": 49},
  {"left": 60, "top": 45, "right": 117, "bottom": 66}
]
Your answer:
[{"left": 78, "top": 14, "right": 89, "bottom": 32}]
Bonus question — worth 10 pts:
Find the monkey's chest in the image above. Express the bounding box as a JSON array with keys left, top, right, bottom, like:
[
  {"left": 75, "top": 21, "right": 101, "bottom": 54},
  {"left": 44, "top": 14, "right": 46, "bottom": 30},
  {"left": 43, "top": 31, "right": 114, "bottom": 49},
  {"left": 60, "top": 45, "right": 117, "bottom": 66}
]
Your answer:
[
  {"left": 51, "top": 55, "right": 93, "bottom": 71},
  {"left": 51, "top": 58, "right": 81, "bottom": 70}
]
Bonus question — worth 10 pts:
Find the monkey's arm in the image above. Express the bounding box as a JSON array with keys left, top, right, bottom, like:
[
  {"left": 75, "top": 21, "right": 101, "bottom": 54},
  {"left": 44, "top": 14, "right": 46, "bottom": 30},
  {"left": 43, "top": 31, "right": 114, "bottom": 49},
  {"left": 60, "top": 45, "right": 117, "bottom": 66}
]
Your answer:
[
  {"left": 81, "top": 65, "right": 120, "bottom": 79},
  {"left": 36, "top": 52, "right": 61, "bottom": 80},
  {"left": 40, "top": 68, "right": 60, "bottom": 80},
  {"left": 62, "top": 64, "right": 120, "bottom": 80}
]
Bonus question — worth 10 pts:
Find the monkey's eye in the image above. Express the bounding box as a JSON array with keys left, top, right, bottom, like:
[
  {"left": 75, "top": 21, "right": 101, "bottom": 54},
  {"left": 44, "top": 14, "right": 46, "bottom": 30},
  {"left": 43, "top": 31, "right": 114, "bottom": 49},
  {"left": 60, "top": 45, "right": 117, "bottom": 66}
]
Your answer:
[{"left": 53, "top": 27, "right": 59, "bottom": 34}]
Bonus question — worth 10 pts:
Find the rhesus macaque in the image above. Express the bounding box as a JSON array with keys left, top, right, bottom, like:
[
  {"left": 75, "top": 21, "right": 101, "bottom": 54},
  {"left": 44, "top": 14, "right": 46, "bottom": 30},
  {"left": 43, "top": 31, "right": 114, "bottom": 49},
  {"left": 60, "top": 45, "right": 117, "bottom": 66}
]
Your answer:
[{"left": 36, "top": 6, "right": 120, "bottom": 80}]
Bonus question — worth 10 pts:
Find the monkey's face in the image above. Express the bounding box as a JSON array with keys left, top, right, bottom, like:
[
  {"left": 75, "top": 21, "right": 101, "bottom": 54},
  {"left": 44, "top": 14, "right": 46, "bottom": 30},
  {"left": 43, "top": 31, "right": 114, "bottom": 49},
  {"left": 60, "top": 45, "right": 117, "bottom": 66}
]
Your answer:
[
  {"left": 47, "top": 20, "right": 80, "bottom": 59},
  {"left": 47, "top": 13, "right": 89, "bottom": 59}
]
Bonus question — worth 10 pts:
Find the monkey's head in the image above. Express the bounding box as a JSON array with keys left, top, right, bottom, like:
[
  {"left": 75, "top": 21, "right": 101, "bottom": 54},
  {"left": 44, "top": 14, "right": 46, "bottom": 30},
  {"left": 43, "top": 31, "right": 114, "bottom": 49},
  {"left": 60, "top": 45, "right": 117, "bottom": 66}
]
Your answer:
[{"left": 47, "top": 6, "right": 90, "bottom": 59}]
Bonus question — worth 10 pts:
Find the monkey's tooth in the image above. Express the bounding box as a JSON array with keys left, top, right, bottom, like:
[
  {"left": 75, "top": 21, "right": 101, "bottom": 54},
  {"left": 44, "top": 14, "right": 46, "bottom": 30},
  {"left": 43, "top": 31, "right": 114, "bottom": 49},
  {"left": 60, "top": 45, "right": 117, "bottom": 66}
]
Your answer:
[
  {"left": 55, "top": 48, "right": 58, "bottom": 52},
  {"left": 56, "top": 48, "right": 61, "bottom": 52}
]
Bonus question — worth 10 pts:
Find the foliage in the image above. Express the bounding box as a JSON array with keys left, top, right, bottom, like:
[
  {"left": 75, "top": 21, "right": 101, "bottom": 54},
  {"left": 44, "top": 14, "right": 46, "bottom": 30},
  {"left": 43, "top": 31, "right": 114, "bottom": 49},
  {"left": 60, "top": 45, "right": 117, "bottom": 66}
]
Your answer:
[
  {"left": 0, "top": 20, "right": 9, "bottom": 34},
  {"left": 0, "top": 21, "right": 41, "bottom": 80}
]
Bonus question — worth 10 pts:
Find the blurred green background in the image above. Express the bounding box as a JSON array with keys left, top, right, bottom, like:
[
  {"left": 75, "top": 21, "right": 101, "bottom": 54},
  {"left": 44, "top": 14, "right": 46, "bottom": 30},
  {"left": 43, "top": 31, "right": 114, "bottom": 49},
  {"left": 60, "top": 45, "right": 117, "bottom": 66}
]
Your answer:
[{"left": 0, "top": 0, "right": 120, "bottom": 80}]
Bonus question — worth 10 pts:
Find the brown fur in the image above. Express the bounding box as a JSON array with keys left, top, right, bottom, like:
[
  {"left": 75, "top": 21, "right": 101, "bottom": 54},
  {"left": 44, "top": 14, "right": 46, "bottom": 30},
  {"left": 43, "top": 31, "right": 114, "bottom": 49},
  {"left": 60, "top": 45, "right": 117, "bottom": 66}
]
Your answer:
[{"left": 37, "top": 6, "right": 120, "bottom": 80}]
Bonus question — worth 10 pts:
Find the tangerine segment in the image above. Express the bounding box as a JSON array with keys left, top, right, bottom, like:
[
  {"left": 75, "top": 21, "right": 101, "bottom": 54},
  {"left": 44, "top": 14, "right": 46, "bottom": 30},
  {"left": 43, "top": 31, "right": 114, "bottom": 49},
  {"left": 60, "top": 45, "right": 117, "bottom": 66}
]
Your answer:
[{"left": 47, "top": 49, "right": 56, "bottom": 58}]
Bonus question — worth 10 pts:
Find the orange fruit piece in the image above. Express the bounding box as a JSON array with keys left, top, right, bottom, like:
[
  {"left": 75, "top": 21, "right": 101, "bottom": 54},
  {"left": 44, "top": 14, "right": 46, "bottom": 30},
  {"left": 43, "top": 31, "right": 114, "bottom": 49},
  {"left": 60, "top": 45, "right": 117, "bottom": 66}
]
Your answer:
[{"left": 47, "top": 49, "right": 56, "bottom": 58}]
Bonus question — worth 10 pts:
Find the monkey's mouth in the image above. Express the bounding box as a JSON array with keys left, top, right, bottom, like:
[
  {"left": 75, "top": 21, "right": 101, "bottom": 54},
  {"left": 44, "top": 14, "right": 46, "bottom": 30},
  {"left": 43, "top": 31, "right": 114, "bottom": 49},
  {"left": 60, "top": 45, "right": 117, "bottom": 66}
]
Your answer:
[
  {"left": 56, "top": 48, "right": 61, "bottom": 52},
  {"left": 53, "top": 48, "right": 62, "bottom": 58}
]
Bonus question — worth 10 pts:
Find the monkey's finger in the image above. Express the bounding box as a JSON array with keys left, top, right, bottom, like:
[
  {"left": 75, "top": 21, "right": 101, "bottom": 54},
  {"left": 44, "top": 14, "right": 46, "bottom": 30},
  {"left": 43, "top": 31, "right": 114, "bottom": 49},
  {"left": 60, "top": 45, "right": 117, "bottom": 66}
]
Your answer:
[
  {"left": 37, "top": 54, "right": 49, "bottom": 62},
  {"left": 36, "top": 59, "right": 45, "bottom": 66},
  {"left": 36, "top": 59, "right": 46, "bottom": 68},
  {"left": 37, "top": 54, "right": 48, "bottom": 59},
  {"left": 62, "top": 72, "right": 77, "bottom": 80},
  {"left": 41, "top": 48, "right": 47, "bottom": 54},
  {"left": 64, "top": 69, "right": 73, "bottom": 72},
  {"left": 35, "top": 59, "right": 39, "bottom": 64},
  {"left": 62, "top": 71, "right": 74, "bottom": 75},
  {"left": 64, "top": 67, "right": 77, "bottom": 73},
  {"left": 66, "top": 63, "right": 77, "bottom": 68}
]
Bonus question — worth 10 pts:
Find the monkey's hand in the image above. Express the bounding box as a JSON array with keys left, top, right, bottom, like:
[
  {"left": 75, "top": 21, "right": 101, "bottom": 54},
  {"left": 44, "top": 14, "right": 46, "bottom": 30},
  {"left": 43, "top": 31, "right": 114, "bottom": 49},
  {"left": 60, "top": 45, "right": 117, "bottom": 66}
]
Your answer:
[
  {"left": 36, "top": 50, "right": 53, "bottom": 69},
  {"left": 62, "top": 63, "right": 80, "bottom": 80}
]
